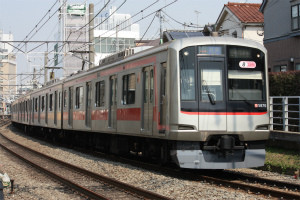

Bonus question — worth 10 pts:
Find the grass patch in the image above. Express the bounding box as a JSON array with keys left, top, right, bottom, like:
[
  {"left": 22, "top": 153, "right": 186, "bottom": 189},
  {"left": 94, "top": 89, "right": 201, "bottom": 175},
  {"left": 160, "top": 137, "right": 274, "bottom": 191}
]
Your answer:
[{"left": 260, "top": 147, "right": 300, "bottom": 175}]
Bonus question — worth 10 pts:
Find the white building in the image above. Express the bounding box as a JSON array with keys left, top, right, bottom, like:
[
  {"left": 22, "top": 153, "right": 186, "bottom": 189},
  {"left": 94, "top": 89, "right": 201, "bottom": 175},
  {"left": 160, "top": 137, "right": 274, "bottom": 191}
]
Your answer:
[
  {"left": 0, "top": 30, "right": 17, "bottom": 113},
  {"left": 59, "top": 3, "right": 89, "bottom": 78},
  {"left": 215, "top": 3, "right": 264, "bottom": 44},
  {"left": 94, "top": 6, "right": 140, "bottom": 65},
  {"left": 59, "top": 5, "right": 140, "bottom": 77}
]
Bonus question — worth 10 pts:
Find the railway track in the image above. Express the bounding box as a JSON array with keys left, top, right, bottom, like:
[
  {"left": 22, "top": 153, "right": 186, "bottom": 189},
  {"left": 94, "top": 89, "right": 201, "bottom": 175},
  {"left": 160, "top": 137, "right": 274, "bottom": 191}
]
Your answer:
[
  {"left": 85, "top": 148, "right": 300, "bottom": 199},
  {"left": 126, "top": 157, "right": 300, "bottom": 199},
  {"left": 0, "top": 131, "right": 171, "bottom": 200},
  {"left": 3, "top": 121, "right": 300, "bottom": 199}
]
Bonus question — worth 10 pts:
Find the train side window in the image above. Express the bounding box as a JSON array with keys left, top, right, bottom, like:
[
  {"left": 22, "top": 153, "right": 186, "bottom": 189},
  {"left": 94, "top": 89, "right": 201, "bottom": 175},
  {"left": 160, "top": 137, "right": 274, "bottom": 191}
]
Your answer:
[
  {"left": 49, "top": 94, "right": 53, "bottom": 111},
  {"left": 95, "top": 81, "right": 105, "bottom": 107},
  {"left": 75, "top": 86, "right": 83, "bottom": 109},
  {"left": 63, "top": 90, "right": 67, "bottom": 109},
  {"left": 122, "top": 73, "right": 136, "bottom": 105},
  {"left": 35, "top": 98, "right": 38, "bottom": 112},
  {"left": 41, "top": 96, "right": 45, "bottom": 112},
  {"left": 58, "top": 92, "right": 61, "bottom": 109}
]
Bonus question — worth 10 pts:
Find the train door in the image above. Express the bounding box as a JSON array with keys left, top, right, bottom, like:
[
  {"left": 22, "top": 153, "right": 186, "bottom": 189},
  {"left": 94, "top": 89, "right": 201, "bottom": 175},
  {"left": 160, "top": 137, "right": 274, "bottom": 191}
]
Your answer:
[
  {"left": 54, "top": 91, "right": 57, "bottom": 125},
  {"left": 85, "top": 81, "right": 92, "bottom": 128},
  {"left": 46, "top": 94, "right": 48, "bottom": 124},
  {"left": 32, "top": 98, "right": 34, "bottom": 123},
  {"left": 197, "top": 57, "right": 226, "bottom": 131},
  {"left": 38, "top": 96, "right": 41, "bottom": 124},
  {"left": 68, "top": 87, "right": 73, "bottom": 127},
  {"left": 141, "top": 66, "right": 154, "bottom": 135},
  {"left": 108, "top": 75, "right": 117, "bottom": 129},
  {"left": 159, "top": 63, "right": 167, "bottom": 134}
]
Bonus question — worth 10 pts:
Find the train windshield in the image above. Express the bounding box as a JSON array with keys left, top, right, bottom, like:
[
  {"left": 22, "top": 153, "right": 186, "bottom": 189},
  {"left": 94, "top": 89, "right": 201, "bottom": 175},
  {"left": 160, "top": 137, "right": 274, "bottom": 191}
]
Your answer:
[
  {"left": 179, "top": 45, "right": 266, "bottom": 111},
  {"left": 227, "top": 46, "right": 266, "bottom": 101}
]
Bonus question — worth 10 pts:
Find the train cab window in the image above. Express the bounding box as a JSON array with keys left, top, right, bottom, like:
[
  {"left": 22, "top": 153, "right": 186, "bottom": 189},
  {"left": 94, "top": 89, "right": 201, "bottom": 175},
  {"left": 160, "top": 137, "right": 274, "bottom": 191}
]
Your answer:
[
  {"left": 75, "top": 86, "right": 83, "bottom": 109},
  {"left": 200, "top": 67, "right": 223, "bottom": 102},
  {"left": 95, "top": 81, "right": 105, "bottom": 107},
  {"left": 122, "top": 73, "right": 136, "bottom": 105},
  {"left": 227, "top": 46, "right": 266, "bottom": 101},
  {"left": 49, "top": 94, "right": 53, "bottom": 111},
  {"left": 179, "top": 46, "right": 196, "bottom": 101}
]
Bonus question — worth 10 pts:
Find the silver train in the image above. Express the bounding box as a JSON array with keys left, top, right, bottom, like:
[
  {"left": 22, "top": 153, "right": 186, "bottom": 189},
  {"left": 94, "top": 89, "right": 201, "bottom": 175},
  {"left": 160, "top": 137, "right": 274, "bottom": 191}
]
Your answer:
[{"left": 11, "top": 37, "right": 270, "bottom": 169}]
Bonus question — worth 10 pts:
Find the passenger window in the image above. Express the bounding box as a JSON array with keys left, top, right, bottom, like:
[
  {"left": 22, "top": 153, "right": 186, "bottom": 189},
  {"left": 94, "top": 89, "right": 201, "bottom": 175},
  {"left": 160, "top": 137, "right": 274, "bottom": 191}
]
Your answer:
[
  {"left": 122, "top": 73, "right": 136, "bottom": 105},
  {"left": 63, "top": 90, "right": 67, "bottom": 109},
  {"left": 59, "top": 92, "right": 61, "bottom": 109},
  {"left": 49, "top": 94, "right": 53, "bottom": 111},
  {"left": 35, "top": 98, "right": 38, "bottom": 112},
  {"left": 41, "top": 96, "right": 45, "bottom": 112},
  {"left": 95, "top": 81, "right": 105, "bottom": 107},
  {"left": 75, "top": 86, "right": 84, "bottom": 109}
]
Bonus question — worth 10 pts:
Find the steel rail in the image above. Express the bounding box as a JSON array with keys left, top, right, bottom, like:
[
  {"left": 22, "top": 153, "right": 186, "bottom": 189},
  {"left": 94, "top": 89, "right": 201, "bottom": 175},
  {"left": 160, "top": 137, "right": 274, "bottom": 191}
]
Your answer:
[{"left": 0, "top": 131, "right": 171, "bottom": 200}]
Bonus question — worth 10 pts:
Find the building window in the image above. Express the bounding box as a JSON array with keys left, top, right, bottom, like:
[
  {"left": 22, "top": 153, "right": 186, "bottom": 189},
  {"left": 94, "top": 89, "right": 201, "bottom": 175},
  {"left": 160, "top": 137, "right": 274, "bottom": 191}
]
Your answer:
[
  {"left": 94, "top": 37, "right": 135, "bottom": 53},
  {"left": 296, "top": 63, "right": 300, "bottom": 70},
  {"left": 75, "top": 86, "right": 83, "bottom": 109},
  {"left": 232, "top": 31, "right": 237, "bottom": 38},
  {"left": 274, "top": 65, "right": 287, "bottom": 72},
  {"left": 122, "top": 73, "right": 136, "bottom": 105},
  {"left": 292, "top": 4, "right": 300, "bottom": 30},
  {"left": 95, "top": 81, "right": 105, "bottom": 107}
]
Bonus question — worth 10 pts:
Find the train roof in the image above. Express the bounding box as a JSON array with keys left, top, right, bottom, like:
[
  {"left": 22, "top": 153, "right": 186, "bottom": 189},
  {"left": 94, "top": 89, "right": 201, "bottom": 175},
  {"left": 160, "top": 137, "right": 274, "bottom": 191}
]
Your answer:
[{"left": 12, "top": 36, "right": 267, "bottom": 105}]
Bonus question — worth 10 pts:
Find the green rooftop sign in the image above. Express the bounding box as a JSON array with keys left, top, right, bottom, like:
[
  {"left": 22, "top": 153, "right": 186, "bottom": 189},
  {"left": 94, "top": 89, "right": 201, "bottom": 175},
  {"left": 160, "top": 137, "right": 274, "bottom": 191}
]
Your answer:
[{"left": 67, "top": 4, "right": 86, "bottom": 16}]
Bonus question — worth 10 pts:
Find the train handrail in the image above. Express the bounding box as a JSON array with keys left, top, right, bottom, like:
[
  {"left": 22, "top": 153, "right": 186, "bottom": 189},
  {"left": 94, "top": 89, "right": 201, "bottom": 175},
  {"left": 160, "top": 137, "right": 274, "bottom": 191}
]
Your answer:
[{"left": 270, "top": 96, "right": 300, "bottom": 132}]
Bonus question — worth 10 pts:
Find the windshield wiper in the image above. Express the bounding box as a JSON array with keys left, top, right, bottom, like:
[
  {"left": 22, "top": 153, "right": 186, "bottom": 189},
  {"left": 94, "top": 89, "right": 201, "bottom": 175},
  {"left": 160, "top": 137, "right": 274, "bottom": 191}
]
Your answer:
[{"left": 202, "top": 80, "right": 216, "bottom": 105}]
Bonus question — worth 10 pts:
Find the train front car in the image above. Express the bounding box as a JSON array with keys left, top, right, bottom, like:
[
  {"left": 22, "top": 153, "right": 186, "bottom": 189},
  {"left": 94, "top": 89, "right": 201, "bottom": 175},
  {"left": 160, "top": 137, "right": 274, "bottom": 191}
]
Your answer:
[{"left": 168, "top": 37, "right": 269, "bottom": 169}]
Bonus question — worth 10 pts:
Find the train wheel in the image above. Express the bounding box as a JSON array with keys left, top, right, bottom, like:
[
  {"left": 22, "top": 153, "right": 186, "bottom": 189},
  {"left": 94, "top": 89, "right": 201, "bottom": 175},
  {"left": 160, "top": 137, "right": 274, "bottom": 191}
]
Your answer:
[{"left": 160, "top": 142, "right": 168, "bottom": 165}]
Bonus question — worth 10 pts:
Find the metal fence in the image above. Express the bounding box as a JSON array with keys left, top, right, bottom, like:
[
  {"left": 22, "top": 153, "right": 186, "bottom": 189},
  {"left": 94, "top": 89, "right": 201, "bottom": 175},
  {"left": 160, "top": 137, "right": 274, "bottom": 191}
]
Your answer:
[{"left": 270, "top": 96, "right": 300, "bottom": 132}]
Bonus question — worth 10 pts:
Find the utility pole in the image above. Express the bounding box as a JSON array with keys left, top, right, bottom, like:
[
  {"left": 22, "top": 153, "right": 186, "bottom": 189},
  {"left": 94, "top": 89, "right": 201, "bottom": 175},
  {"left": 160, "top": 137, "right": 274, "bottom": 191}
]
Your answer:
[
  {"left": 44, "top": 52, "right": 48, "bottom": 84},
  {"left": 157, "top": 10, "right": 163, "bottom": 44},
  {"left": 89, "top": 3, "right": 94, "bottom": 69},
  {"left": 194, "top": 10, "right": 200, "bottom": 29},
  {"left": 116, "top": 24, "right": 119, "bottom": 52}
]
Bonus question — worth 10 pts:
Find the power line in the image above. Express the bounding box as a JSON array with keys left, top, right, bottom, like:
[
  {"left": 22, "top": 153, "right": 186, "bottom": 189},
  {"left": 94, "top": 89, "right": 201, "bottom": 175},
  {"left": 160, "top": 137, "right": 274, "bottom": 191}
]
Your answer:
[
  {"left": 12, "top": 0, "right": 60, "bottom": 53},
  {"left": 72, "top": 0, "right": 178, "bottom": 55},
  {"left": 15, "top": 0, "right": 68, "bottom": 53},
  {"left": 162, "top": 10, "right": 203, "bottom": 29},
  {"left": 136, "top": 13, "right": 156, "bottom": 46}
]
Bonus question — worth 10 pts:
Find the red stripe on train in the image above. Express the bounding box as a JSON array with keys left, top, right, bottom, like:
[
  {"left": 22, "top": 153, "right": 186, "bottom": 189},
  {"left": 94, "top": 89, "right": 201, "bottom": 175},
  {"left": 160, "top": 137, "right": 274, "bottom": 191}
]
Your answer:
[
  {"left": 181, "top": 111, "right": 268, "bottom": 115},
  {"left": 117, "top": 108, "right": 141, "bottom": 121}
]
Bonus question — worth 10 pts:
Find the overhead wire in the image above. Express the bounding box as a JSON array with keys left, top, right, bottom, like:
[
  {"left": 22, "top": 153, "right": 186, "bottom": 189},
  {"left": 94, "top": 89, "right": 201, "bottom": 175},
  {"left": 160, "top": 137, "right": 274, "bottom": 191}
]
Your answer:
[
  {"left": 13, "top": 0, "right": 60, "bottom": 53},
  {"left": 135, "top": 13, "right": 157, "bottom": 46},
  {"left": 18, "top": 0, "right": 68, "bottom": 53},
  {"left": 72, "top": 0, "right": 178, "bottom": 55},
  {"left": 162, "top": 10, "right": 203, "bottom": 29},
  {"left": 17, "top": 0, "right": 179, "bottom": 85}
]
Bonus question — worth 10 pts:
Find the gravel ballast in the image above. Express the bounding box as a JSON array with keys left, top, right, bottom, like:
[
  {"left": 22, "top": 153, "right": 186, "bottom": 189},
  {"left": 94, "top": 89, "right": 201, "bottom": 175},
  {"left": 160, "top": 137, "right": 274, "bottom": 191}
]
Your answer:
[{"left": 1, "top": 125, "right": 299, "bottom": 199}]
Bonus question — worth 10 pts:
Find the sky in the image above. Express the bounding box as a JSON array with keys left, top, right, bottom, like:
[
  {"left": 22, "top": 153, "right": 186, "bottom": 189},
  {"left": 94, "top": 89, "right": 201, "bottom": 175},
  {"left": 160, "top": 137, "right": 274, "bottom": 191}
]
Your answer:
[{"left": 0, "top": 0, "right": 263, "bottom": 86}]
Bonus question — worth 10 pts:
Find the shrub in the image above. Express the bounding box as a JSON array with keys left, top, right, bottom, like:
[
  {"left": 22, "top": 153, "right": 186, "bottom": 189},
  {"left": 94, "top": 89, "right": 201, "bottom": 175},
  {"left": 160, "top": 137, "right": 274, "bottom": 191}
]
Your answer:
[{"left": 269, "top": 71, "right": 300, "bottom": 96}]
